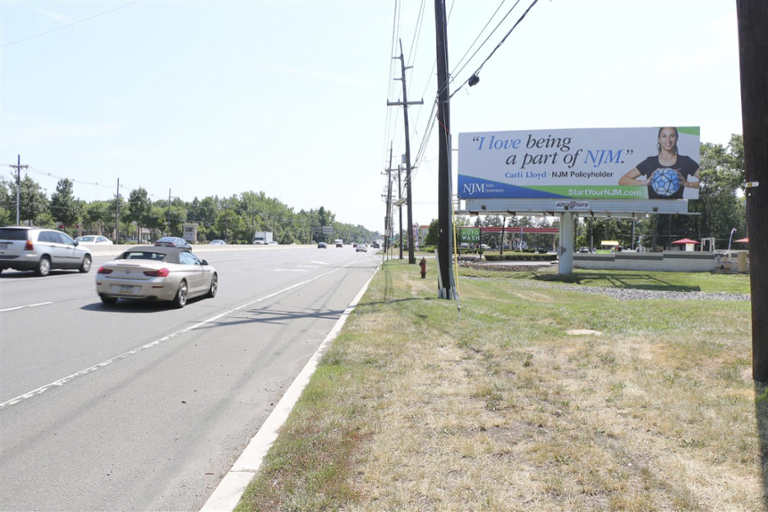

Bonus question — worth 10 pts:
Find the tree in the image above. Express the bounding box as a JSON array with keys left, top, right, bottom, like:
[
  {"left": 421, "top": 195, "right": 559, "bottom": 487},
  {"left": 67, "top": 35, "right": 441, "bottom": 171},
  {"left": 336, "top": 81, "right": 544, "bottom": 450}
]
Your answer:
[
  {"left": 127, "top": 188, "right": 152, "bottom": 242},
  {"left": 425, "top": 219, "right": 439, "bottom": 246},
  {"left": 9, "top": 175, "right": 49, "bottom": 225},
  {"left": 50, "top": 179, "right": 81, "bottom": 231},
  {"left": 0, "top": 177, "right": 12, "bottom": 225}
]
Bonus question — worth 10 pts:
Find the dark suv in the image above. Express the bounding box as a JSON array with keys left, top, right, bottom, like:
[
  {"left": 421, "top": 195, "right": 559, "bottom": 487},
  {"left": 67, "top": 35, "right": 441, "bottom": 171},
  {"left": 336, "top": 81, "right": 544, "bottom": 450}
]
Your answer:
[{"left": 0, "top": 227, "right": 93, "bottom": 276}]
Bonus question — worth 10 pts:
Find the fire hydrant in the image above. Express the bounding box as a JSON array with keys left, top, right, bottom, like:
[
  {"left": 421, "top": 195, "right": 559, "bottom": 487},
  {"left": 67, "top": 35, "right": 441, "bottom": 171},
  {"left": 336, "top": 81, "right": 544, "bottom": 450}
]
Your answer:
[{"left": 419, "top": 257, "right": 427, "bottom": 279}]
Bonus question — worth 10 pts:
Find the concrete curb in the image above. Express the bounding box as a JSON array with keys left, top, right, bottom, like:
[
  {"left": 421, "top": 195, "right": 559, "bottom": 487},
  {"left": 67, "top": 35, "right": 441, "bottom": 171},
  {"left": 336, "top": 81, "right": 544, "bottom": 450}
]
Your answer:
[{"left": 200, "top": 261, "right": 381, "bottom": 512}]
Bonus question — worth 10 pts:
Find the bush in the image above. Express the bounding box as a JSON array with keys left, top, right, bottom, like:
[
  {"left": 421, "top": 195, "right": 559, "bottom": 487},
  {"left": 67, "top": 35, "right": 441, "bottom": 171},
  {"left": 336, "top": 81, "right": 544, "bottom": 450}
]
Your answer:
[{"left": 484, "top": 253, "right": 557, "bottom": 262}]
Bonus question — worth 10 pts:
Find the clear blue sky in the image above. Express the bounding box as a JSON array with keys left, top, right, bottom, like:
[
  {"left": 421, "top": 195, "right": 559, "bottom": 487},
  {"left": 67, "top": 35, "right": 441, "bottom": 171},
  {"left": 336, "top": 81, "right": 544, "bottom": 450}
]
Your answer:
[{"left": 1, "top": 0, "right": 742, "bottom": 232}]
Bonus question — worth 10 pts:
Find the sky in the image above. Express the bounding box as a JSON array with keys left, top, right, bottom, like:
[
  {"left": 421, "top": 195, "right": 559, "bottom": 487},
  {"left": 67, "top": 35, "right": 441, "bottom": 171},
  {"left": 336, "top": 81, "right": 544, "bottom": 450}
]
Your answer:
[{"left": 0, "top": 0, "right": 743, "bottom": 233}]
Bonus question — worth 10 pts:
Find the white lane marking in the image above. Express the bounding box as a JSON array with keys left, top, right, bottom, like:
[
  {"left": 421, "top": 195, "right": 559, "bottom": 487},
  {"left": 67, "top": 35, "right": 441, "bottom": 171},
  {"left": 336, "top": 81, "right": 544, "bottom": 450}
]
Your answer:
[
  {"left": 201, "top": 261, "right": 382, "bottom": 512},
  {"left": 0, "top": 268, "right": 340, "bottom": 410},
  {"left": 273, "top": 269, "right": 307, "bottom": 272},
  {"left": 310, "top": 261, "right": 328, "bottom": 265},
  {"left": 0, "top": 302, "right": 54, "bottom": 313}
]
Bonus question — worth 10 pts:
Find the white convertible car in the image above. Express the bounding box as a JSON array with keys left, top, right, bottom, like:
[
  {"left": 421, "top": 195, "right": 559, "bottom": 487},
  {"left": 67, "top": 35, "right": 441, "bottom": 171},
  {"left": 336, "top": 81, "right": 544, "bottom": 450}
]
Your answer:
[{"left": 96, "top": 246, "right": 217, "bottom": 308}]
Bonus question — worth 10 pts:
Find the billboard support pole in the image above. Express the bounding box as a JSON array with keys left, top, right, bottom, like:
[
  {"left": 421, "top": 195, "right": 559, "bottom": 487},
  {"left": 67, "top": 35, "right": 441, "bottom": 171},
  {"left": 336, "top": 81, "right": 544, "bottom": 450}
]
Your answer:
[{"left": 558, "top": 211, "right": 574, "bottom": 275}]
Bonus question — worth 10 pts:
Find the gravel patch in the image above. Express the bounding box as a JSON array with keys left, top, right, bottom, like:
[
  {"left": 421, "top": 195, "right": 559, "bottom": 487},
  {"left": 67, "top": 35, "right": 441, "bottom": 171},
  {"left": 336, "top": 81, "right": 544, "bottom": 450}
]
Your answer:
[{"left": 464, "top": 276, "right": 750, "bottom": 302}]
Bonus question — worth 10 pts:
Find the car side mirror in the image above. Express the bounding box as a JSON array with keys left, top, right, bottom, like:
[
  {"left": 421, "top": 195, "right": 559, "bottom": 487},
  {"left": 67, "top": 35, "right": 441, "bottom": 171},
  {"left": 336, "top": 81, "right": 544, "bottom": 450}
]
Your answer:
[
  {"left": 74, "top": 240, "right": 79, "bottom": 246},
  {"left": 201, "top": 260, "right": 209, "bottom": 266}
]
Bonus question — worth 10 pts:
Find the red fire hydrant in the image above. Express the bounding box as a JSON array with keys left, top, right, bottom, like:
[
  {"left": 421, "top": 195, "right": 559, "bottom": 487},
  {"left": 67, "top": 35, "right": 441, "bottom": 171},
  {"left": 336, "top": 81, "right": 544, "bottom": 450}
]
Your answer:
[{"left": 419, "top": 257, "right": 427, "bottom": 279}]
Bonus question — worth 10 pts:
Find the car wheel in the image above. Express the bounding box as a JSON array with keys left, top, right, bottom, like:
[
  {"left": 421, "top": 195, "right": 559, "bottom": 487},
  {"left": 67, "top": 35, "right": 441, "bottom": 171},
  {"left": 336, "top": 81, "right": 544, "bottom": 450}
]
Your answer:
[
  {"left": 79, "top": 255, "right": 92, "bottom": 273},
  {"left": 100, "top": 295, "right": 118, "bottom": 305},
  {"left": 206, "top": 273, "right": 218, "bottom": 298},
  {"left": 171, "top": 280, "right": 188, "bottom": 309},
  {"left": 36, "top": 256, "right": 51, "bottom": 277}
]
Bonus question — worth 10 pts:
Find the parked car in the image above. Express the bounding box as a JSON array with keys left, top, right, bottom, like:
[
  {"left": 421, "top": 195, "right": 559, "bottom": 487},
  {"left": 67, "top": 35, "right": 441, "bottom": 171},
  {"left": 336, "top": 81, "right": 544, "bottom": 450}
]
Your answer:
[
  {"left": 154, "top": 237, "right": 192, "bottom": 249},
  {"left": 356, "top": 244, "right": 368, "bottom": 252},
  {"left": 578, "top": 247, "right": 590, "bottom": 253},
  {"left": 479, "top": 244, "right": 491, "bottom": 251},
  {"left": 317, "top": 242, "right": 328, "bottom": 248},
  {"left": 96, "top": 246, "right": 217, "bottom": 308},
  {"left": 0, "top": 226, "right": 92, "bottom": 276},
  {"left": 75, "top": 235, "right": 113, "bottom": 245},
  {"left": 209, "top": 239, "right": 227, "bottom": 245},
  {"left": 269, "top": 241, "right": 278, "bottom": 245}
]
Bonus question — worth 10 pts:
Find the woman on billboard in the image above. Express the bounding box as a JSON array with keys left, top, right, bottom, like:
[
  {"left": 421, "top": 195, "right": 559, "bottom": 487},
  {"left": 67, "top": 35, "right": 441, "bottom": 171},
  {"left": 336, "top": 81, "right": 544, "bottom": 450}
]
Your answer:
[{"left": 619, "top": 127, "right": 701, "bottom": 199}]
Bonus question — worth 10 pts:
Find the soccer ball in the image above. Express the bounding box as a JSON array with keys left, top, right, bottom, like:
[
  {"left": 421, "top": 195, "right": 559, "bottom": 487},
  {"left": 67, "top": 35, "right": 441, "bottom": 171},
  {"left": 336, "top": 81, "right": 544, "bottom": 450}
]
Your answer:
[{"left": 650, "top": 168, "right": 681, "bottom": 197}]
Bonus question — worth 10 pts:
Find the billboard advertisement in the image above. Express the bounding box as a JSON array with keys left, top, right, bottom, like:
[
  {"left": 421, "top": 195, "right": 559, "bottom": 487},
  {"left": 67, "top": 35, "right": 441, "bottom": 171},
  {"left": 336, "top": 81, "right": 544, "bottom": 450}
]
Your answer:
[{"left": 458, "top": 127, "right": 700, "bottom": 200}]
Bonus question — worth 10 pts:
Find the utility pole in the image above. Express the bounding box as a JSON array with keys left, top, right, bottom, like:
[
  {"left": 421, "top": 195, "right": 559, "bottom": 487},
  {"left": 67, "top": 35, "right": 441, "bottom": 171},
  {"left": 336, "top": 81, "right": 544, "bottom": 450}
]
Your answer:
[
  {"left": 398, "top": 164, "right": 404, "bottom": 260},
  {"left": 167, "top": 189, "right": 172, "bottom": 236},
  {"left": 387, "top": 39, "right": 423, "bottom": 264},
  {"left": 736, "top": 0, "right": 768, "bottom": 381},
  {"left": 434, "top": 0, "right": 456, "bottom": 299},
  {"left": 384, "top": 143, "right": 394, "bottom": 258},
  {"left": 114, "top": 178, "right": 120, "bottom": 242},
  {"left": 9, "top": 155, "right": 28, "bottom": 226}
]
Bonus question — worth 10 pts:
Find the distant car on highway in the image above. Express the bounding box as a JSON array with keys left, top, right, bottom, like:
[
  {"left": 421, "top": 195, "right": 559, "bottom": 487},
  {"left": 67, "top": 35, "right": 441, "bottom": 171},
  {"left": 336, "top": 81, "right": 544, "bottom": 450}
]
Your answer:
[
  {"left": 154, "top": 237, "right": 192, "bottom": 249},
  {"left": 96, "top": 246, "right": 217, "bottom": 308},
  {"left": 0, "top": 226, "right": 92, "bottom": 277},
  {"left": 209, "top": 239, "right": 227, "bottom": 245},
  {"left": 75, "top": 235, "right": 113, "bottom": 245},
  {"left": 371, "top": 242, "right": 380, "bottom": 249},
  {"left": 317, "top": 242, "right": 327, "bottom": 248},
  {"left": 356, "top": 244, "right": 367, "bottom": 252}
]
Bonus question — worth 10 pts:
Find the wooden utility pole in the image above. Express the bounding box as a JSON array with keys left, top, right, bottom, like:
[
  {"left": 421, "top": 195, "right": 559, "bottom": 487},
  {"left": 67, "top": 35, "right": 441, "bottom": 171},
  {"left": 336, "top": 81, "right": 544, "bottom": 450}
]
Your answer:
[
  {"left": 114, "top": 178, "right": 120, "bottom": 242},
  {"left": 387, "top": 39, "right": 423, "bottom": 264},
  {"left": 9, "top": 155, "right": 28, "bottom": 226},
  {"left": 384, "top": 143, "right": 394, "bottom": 259},
  {"left": 434, "top": 0, "right": 456, "bottom": 299},
  {"left": 398, "top": 164, "right": 404, "bottom": 260},
  {"left": 736, "top": 0, "right": 768, "bottom": 381}
]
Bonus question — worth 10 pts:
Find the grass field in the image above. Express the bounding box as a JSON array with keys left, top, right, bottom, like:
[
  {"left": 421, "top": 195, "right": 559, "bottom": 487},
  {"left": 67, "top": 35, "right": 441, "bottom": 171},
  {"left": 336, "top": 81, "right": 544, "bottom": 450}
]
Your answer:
[{"left": 235, "top": 262, "right": 762, "bottom": 511}]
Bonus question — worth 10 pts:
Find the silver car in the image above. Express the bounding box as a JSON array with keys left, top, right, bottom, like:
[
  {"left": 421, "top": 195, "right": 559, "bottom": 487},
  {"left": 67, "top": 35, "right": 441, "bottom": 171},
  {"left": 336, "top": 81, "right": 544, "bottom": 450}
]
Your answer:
[
  {"left": 96, "top": 246, "right": 217, "bottom": 308},
  {"left": 0, "top": 226, "right": 92, "bottom": 276}
]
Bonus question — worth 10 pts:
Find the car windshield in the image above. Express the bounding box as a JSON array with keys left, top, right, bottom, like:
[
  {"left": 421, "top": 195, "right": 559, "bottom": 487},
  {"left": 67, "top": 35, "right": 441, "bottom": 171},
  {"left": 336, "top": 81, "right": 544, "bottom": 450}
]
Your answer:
[
  {"left": 80, "top": 236, "right": 96, "bottom": 242},
  {"left": 120, "top": 251, "right": 167, "bottom": 261}
]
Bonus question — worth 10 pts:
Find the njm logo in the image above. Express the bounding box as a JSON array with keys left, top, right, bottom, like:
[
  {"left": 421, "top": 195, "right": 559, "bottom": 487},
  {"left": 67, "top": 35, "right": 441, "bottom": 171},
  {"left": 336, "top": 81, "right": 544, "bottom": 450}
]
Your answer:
[{"left": 463, "top": 183, "right": 485, "bottom": 194}]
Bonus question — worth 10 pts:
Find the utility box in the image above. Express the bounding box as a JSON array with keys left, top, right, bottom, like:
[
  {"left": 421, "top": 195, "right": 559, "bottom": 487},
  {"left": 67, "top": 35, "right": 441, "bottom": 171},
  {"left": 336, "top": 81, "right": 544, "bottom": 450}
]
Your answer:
[{"left": 738, "top": 251, "right": 747, "bottom": 272}]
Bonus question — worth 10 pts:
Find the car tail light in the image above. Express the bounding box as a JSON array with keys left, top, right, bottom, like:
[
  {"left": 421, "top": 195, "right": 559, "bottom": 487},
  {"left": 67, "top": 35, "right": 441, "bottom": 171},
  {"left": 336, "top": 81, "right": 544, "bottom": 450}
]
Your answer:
[
  {"left": 24, "top": 240, "right": 34, "bottom": 251},
  {"left": 144, "top": 268, "right": 170, "bottom": 277},
  {"left": 97, "top": 267, "right": 113, "bottom": 274}
]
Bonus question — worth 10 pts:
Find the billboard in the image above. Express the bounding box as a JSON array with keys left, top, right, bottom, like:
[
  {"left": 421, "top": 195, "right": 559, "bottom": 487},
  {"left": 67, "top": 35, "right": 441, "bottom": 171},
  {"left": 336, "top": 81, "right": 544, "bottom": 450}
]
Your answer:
[{"left": 458, "top": 127, "right": 700, "bottom": 200}]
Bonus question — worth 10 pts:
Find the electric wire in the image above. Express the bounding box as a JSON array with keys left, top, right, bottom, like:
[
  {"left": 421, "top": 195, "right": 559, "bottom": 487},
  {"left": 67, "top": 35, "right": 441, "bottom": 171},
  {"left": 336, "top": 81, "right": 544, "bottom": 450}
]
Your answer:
[
  {"left": 1, "top": 0, "right": 144, "bottom": 49},
  {"left": 450, "top": 0, "right": 509, "bottom": 78},
  {"left": 450, "top": 0, "right": 540, "bottom": 99}
]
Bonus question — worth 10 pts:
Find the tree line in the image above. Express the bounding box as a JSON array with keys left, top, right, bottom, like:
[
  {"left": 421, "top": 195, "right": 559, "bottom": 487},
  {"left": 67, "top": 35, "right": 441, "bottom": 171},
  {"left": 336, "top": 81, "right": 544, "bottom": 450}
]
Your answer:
[{"left": 0, "top": 180, "right": 378, "bottom": 245}]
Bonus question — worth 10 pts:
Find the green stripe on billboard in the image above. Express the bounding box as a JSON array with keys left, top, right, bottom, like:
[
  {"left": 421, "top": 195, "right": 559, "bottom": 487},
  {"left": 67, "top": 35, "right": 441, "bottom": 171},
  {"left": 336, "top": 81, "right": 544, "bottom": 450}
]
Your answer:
[{"left": 524, "top": 185, "right": 649, "bottom": 200}]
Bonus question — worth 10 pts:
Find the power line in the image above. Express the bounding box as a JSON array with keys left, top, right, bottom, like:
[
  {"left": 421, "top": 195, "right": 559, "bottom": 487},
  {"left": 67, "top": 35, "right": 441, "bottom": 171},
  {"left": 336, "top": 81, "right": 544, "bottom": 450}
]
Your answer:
[
  {"left": 450, "top": 0, "right": 511, "bottom": 78},
  {"left": 451, "top": 0, "right": 540, "bottom": 99},
  {"left": 1, "top": 0, "right": 144, "bottom": 49}
]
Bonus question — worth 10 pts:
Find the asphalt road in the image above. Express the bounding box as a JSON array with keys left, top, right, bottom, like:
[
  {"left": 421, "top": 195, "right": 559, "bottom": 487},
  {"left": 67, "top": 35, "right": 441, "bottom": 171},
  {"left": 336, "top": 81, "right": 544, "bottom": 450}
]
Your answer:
[{"left": 0, "top": 245, "right": 380, "bottom": 511}]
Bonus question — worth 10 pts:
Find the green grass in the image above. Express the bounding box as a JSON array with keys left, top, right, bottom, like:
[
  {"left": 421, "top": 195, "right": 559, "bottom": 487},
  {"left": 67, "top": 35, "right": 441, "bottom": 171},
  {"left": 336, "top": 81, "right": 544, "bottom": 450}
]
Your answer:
[
  {"left": 235, "top": 261, "right": 760, "bottom": 511},
  {"left": 459, "top": 267, "right": 752, "bottom": 294}
]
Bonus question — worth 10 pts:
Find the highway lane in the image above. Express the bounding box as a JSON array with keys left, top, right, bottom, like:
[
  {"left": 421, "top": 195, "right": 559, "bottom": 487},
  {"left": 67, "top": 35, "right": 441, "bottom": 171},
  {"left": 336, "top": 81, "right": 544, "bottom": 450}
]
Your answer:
[{"left": 0, "top": 245, "right": 380, "bottom": 511}]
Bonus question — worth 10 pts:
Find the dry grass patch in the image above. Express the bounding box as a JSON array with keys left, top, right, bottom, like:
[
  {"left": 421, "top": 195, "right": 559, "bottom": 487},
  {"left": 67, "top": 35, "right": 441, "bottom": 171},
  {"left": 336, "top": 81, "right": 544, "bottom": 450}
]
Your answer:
[{"left": 236, "top": 261, "right": 763, "bottom": 511}]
